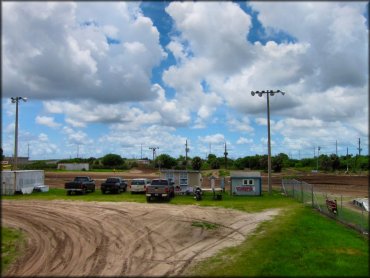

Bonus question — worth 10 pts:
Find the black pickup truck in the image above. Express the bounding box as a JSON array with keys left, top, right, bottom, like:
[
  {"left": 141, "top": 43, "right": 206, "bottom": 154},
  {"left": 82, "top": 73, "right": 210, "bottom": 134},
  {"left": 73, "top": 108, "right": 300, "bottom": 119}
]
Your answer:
[
  {"left": 65, "top": 176, "right": 95, "bottom": 195},
  {"left": 101, "top": 177, "right": 127, "bottom": 194},
  {"left": 146, "top": 179, "right": 175, "bottom": 202}
]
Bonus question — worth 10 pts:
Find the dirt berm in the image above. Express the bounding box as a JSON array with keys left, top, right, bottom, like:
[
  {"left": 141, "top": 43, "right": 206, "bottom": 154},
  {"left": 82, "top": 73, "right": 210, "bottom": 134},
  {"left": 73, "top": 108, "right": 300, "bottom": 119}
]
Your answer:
[{"left": 2, "top": 200, "right": 280, "bottom": 276}]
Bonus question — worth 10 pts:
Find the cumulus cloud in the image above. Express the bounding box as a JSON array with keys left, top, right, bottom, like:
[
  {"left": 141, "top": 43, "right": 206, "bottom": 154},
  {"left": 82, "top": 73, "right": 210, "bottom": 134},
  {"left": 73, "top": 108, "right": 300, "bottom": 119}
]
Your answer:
[
  {"left": 2, "top": 2, "right": 166, "bottom": 103},
  {"left": 236, "top": 137, "right": 253, "bottom": 145},
  {"left": 35, "top": 116, "right": 61, "bottom": 128}
]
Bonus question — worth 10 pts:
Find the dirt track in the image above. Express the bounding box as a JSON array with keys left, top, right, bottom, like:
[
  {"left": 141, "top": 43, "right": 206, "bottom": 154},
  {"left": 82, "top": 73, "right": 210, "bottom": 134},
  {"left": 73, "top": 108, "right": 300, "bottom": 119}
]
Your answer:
[{"left": 2, "top": 200, "right": 280, "bottom": 276}]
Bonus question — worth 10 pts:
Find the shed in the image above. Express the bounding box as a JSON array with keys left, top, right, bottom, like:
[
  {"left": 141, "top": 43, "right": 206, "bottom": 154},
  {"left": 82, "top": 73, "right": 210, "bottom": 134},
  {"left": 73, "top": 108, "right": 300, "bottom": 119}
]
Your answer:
[
  {"left": 230, "top": 171, "right": 262, "bottom": 196},
  {"left": 1, "top": 170, "right": 45, "bottom": 195},
  {"left": 160, "top": 169, "right": 201, "bottom": 193}
]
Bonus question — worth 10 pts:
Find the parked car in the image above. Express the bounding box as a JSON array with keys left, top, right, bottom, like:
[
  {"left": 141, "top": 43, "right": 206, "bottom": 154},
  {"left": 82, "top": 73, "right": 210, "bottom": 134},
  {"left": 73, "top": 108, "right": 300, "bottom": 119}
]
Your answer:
[
  {"left": 146, "top": 179, "right": 175, "bottom": 202},
  {"left": 101, "top": 177, "right": 127, "bottom": 194},
  {"left": 130, "top": 178, "right": 150, "bottom": 194},
  {"left": 65, "top": 176, "right": 95, "bottom": 195}
]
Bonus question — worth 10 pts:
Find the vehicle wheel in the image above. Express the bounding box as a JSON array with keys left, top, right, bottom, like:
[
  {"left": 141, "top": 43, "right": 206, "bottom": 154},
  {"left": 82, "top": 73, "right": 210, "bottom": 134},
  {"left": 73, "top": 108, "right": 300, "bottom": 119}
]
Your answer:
[
  {"left": 146, "top": 196, "right": 151, "bottom": 202},
  {"left": 102, "top": 190, "right": 106, "bottom": 194},
  {"left": 82, "top": 188, "right": 87, "bottom": 195},
  {"left": 66, "top": 191, "right": 71, "bottom": 196}
]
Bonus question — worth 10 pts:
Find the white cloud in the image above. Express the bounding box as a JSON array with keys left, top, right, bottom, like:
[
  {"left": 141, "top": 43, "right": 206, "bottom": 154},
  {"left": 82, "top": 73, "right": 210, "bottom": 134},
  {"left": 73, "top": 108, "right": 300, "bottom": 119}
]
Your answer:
[
  {"left": 2, "top": 2, "right": 166, "bottom": 103},
  {"left": 35, "top": 116, "right": 61, "bottom": 128},
  {"left": 236, "top": 137, "right": 253, "bottom": 145},
  {"left": 198, "top": 134, "right": 225, "bottom": 144}
]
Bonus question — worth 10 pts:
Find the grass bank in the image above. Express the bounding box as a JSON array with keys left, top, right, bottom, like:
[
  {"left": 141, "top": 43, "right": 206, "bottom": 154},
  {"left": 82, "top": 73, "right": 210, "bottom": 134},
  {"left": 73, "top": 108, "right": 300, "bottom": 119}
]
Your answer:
[
  {"left": 1, "top": 227, "right": 26, "bottom": 275},
  {"left": 185, "top": 205, "right": 369, "bottom": 277}
]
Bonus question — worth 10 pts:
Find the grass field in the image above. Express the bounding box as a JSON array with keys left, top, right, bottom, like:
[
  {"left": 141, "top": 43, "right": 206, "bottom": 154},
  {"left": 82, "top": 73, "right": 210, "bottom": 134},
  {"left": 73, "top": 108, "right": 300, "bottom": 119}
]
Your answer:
[
  {"left": 2, "top": 189, "right": 369, "bottom": 276},
  {"left": 1, "top": 227, "right": 26, "bottom": 275}
]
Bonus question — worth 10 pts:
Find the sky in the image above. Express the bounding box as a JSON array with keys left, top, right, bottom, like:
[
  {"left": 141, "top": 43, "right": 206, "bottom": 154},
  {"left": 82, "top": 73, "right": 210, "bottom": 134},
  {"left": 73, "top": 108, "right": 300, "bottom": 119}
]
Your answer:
[{"left": 1, "top": 1, "right": 369, "bottom": 161}]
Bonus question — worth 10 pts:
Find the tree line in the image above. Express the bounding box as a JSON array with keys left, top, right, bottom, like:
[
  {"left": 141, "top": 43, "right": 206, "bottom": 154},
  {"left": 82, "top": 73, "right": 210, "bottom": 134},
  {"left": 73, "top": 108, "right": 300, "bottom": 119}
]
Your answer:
[{"left": 19, "top": 152, "right": 369, "bottom": 173}]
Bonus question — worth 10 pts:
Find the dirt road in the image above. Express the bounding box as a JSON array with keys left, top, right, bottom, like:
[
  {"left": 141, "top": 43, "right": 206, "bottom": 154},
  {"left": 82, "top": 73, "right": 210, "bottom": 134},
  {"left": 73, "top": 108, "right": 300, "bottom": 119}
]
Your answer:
[{"left": 2, "top": 200, "right": 280, "bottom": 276}]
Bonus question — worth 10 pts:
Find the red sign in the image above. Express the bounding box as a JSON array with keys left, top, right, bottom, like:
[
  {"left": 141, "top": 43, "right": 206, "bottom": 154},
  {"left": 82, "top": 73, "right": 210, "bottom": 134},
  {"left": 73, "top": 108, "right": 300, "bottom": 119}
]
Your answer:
[{"left": 236, "top": 186, "right": 254, "bottom": 192}]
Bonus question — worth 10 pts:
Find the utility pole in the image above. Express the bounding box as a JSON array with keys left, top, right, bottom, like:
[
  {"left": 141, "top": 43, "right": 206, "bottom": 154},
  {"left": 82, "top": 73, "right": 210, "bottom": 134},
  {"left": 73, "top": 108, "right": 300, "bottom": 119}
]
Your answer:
[
  {"left": 224, "top": 141, "right": 228, "bottom": 169},
  {"left": 141, "top": 144, "right": 143, "bottom": 159},
  {"left": 358, "top": 138, "right": 362, "bottom": 156},
  {"left": 149, "top": 147, "right": 159, "bottom": 162},
  {"left": 346, "top": 146, "right": 349, "bottom": 172},
  {"left": 27, "top": 143, "right": 30, "bottom": 159},
  {"left": 251, "top": 89, "right": 285, "bottom": 194},
  {"left": 316, "top": 146, "right": 321, "bottom": 171},
  {"left": 11, "top": 97, "right": 27, "bottom": 170},
  {"left": 336, "top": 140, "right": 338, "bottom": 156},
  {"left": 185, "top": 140, "right": 189, "bottom": 162}
]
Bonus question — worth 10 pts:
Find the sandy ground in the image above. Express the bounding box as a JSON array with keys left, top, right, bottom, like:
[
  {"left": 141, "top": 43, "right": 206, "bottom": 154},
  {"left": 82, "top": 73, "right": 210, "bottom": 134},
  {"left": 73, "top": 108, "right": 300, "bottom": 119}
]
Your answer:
[{"left": 2, "top": 200, "right": 280, "bottom": 277}]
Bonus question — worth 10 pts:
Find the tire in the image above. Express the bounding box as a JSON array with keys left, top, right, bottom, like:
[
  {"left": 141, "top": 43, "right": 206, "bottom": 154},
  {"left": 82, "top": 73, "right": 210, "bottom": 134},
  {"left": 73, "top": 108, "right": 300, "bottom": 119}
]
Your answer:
[
  {"left": 146, "top": 196, "right": 151, "bottom": 202},
  {"left": 102, "top": 190, "right": 106, "bottom": 194},
  {"left": 82, "top": 188, "right": 87, "bottom": 195},
  {"left": 66, "top": 190, "right": 71, "bottom": 196}
]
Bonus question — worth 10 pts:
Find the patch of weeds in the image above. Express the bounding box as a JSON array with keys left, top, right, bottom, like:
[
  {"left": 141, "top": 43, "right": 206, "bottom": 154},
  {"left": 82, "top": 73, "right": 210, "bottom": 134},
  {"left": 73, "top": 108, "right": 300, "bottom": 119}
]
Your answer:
[{"left": 191, "top": 221, "right": 220, "bottom": 230}]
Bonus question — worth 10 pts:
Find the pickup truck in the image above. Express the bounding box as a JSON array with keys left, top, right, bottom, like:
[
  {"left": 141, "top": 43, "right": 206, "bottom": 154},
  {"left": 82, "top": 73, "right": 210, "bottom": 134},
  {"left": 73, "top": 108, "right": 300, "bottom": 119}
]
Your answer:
[
  {"left": 146, "top": 179, "right": 175, "bottom": 202},
  {"left": 101, "top": 177, "right": 127, "bottom": 194},
  {"left": 65, "top": 176, "right": 95, "bottom": 195}
]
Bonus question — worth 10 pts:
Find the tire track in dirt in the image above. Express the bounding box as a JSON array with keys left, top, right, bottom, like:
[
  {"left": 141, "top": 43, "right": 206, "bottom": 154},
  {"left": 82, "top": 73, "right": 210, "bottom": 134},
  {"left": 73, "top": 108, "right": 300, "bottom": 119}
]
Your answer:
[{"left": 2, "top": 200, "right": 280, "bottom": 276}]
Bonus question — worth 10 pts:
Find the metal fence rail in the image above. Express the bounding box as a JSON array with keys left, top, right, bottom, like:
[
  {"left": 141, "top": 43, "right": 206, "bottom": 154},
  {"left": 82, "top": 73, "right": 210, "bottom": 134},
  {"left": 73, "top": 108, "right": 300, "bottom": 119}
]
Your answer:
[{"left": 282, "top": 179, "right": 369, "bottom": 234}]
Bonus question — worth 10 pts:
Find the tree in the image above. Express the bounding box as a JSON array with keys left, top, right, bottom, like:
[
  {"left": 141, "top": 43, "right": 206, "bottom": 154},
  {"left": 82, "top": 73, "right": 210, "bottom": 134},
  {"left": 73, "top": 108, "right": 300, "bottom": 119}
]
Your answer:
[
  {"left": 330, "top": 154, "right": 340, "bottom": 171},
  {"left": 272, "top": 155, "right": 283, "bottom": 172},
  {"left": 192, "top": 156, "right": 202, "bottom": 170},
  {"left": 155, "top": 154, "right": 177, "bottom": 169},
  {"left": 101, "top": 154, "right": 124, "bottom": 167}
]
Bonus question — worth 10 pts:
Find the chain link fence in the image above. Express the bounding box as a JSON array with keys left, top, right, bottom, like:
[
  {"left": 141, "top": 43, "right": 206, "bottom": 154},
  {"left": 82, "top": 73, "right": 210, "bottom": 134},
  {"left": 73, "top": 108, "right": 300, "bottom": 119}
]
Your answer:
[{"left": 282, "top": 179, "right": 369, "bottom": 235}]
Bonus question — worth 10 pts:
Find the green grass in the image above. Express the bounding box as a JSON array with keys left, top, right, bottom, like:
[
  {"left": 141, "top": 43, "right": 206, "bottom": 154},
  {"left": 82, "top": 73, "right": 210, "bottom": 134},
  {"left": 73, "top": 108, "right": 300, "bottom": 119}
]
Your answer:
[
  {"left": 185, "top": 205, "right": 369, "bottom": 277},
  {"left": 191, "top": 221, "right": 220, "bottom": 230},
  {"left": 1, "top": 227, "right": 26, "bottom": 275},
  {"left": 1, "top": 188, "right": 147, "bottom": 203}
]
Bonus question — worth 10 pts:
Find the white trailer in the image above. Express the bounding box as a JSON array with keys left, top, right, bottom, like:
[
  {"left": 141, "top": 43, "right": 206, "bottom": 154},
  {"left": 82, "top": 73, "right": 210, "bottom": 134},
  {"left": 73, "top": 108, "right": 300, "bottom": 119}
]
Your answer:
[{"left": 1, "top": 170, "right": 45, "bottom": 195}]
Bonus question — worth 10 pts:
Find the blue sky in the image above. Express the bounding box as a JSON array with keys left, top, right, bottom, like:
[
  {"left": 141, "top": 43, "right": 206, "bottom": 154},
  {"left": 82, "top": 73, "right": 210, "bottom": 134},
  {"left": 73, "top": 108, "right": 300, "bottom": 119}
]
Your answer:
[{"left": 2, "top": 1, "right": 369, "bottom": 160}]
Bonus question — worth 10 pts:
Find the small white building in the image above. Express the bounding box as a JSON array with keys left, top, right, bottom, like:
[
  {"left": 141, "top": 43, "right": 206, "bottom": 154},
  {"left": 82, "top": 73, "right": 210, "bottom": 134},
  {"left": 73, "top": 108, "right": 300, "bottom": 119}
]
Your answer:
[
  {"left": 57, "top": 163, "right": 90, "bottom": 171},
  {"left": 230, "top": 171, "right": 262, "bottom": 196},
  {"left": 160, "top": 169, "right": 201, "bottom": 194},
  {"left": 1, "top": 170, "right": 45, "bottom": 195}
]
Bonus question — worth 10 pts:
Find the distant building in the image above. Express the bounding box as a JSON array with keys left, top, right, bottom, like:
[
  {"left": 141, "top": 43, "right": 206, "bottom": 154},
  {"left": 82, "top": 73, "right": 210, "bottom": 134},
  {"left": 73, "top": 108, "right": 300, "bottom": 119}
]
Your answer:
[
  {"left": 4, "top": 156, "right": 30, "bottom": 165},
  {"left": 136, "top": 159, "right": 150, "bottom": 165},
  {"left": 57, "top": 163, "right": 89, "bottom": 171},
  {"left": 160, "top": 169, "right": 201, "bottom": 188}
]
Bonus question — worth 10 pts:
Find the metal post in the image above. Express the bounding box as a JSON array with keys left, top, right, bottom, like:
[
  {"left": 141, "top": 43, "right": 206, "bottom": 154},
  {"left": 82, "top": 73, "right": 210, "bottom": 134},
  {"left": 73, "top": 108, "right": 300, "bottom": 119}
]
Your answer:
[
  {"left": 13, "top": 100, "right": 19, "bottom": 170},
  {"left": 251, "top": 90, "right": 285, "bottom": 195},
  {"left": 11, "top": 97, "right": 27, "bottom": 171},
  {"left": 311, "top": 183, "right": 314, "bottom": 208},
  {"left": 266, "top": 93, "right": 272, "bottom": 194}
]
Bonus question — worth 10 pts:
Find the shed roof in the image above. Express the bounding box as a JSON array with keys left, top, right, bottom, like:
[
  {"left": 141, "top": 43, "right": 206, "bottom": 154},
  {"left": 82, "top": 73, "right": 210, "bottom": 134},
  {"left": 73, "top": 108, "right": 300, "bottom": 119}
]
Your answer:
[{"left": 230, "top": 171, "right": 261, "bottom": 178}]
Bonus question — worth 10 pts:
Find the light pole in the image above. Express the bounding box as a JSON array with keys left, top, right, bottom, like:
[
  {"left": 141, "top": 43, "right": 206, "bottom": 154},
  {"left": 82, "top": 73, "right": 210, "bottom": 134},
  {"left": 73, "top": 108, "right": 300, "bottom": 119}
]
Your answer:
[
  {"left": 251, "top": 90, "right": 285, "bottom": 194},
  {"left": 316, "top": 146, "right": 321, "bottom": 171},
  {"left": 11, "top": 97, "right": 27, "bottom": 171}
]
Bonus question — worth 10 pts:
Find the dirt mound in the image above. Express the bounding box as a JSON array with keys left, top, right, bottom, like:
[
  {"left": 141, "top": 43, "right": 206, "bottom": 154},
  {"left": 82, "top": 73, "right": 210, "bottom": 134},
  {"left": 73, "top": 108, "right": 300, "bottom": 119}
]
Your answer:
[{"left": 2, "top": 200, "right": 280, "bottom": 276}]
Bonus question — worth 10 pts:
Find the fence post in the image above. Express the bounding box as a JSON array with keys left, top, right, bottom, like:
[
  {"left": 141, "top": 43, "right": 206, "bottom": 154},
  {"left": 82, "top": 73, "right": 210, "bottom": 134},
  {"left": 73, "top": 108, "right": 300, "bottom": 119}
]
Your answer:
[
  {"left": 301, "top": 181, "right": 303, "bottom": 203},
  {"left": 292, "top": 181, "right": 295, "bottom": 199},
  {"left": 311, "top": 183, "right": 314, "bottom": 208}
]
